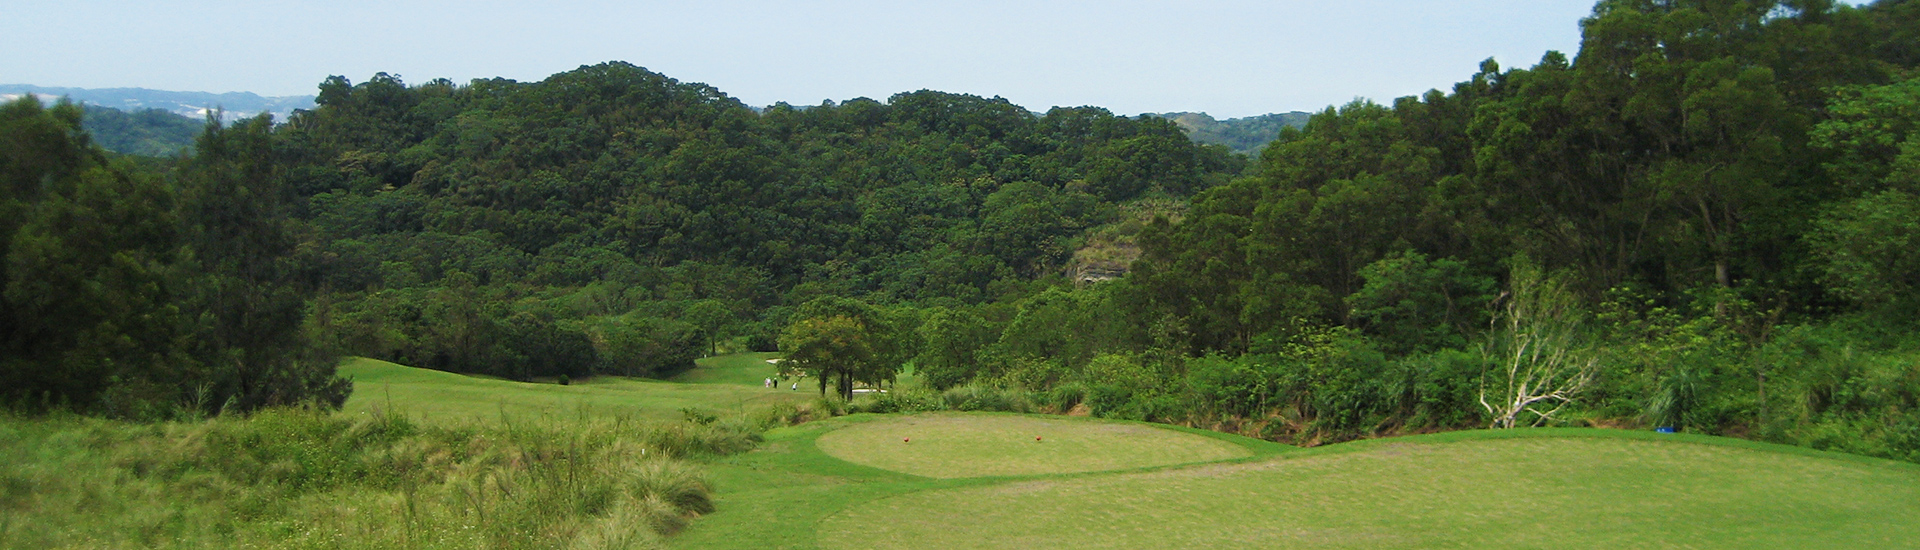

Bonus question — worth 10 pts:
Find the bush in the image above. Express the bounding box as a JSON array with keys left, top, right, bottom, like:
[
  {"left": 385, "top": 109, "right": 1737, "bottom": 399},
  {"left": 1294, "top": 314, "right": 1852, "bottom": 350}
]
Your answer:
[
  {"left": 941, "top": 384, "right": 1035, "bottom": 413},
  {"left": 854, "top": 387, "right": 946, "bottom": 414},
  {"left": 812, "top": 395, "right": 849, "bottom": 418},
  {"left": 1043, "top": 382, "right": 1088, "bottom": 412},
  {"left": 1084, "top": 384, "right": 1135, "bottom": 418}
]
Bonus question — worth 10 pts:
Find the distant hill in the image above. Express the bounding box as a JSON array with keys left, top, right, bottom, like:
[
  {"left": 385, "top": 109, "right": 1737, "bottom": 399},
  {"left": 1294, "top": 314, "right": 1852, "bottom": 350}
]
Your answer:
[
  {"left": 1144, "top": 111, "right": 1312, "bottom": 155},
  {"left": 0, "top": 84, "right": 314, "bottom": 123},
  {"left": 79, "top": 104, "right": 203, "bottom": 157}
]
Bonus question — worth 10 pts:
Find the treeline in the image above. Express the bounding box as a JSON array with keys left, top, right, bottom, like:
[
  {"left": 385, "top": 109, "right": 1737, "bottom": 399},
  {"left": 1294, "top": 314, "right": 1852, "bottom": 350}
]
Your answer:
[
  {"left": 875, "top": 0, "right": 1920, "bottom": 461},
  {"left": 0, "top": 98, "right": 347, "bottom": 417}
]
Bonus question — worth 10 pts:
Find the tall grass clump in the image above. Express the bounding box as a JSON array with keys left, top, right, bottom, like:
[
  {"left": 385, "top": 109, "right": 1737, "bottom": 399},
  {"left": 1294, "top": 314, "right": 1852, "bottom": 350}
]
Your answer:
[
  {"left": 940, "top": 384, "right": 1036, "bottom": 413},
  {"left": 0, "top": 407, "right": 758, "bottom": 549},
  {"left": 851, "top": 387, "right": 946, "bottom": 414}
]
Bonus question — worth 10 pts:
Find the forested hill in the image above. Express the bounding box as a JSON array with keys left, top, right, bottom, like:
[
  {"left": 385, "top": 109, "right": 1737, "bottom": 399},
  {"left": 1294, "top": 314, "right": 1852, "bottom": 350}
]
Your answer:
[
  {"left": 79, "top": 104, "right": 202, "bottom": 156},
  {"left": 285, "top": 68, "right": 1242, "bottom": 379}
]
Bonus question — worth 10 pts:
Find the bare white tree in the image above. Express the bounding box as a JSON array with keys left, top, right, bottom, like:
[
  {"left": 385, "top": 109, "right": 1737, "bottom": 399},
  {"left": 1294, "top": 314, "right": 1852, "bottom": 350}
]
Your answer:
[{"left": 1479, "top": 260, "right": 1599, "bottom": 429}]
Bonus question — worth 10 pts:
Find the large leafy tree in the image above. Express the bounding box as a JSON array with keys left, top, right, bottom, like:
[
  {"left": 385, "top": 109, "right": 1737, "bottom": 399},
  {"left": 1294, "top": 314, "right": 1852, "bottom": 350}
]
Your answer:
[
  {"left": 1, "top": 96, "right": 195, "bottom": 414},
  {"left": 175, "top": 114, "right": 350, "bottom": 411},
  {"left": 779, "top": 297, "right": 912, "bottom": 399}
]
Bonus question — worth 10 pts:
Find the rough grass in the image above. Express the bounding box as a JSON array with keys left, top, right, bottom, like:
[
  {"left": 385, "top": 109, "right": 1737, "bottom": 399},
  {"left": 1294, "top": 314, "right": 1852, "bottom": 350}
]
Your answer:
[
  {"left": 340, "top": 355, "right": 809, "bottom": 425},
  {"left": 814, "top": 430, "right": 1920, "bottom": 549},
  {"left": 0, "top": 353, "right": 810, "bottom": 549},
  {"left": 813, "top": 413, "right": 1251, "bottom": 478},
  {"left": 0, "top": 408, "right": 752, "bottom": 549}
]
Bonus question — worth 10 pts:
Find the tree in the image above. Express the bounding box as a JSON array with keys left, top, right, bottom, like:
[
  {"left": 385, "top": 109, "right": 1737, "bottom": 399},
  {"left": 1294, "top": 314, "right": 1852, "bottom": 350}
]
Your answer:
[
  {"left": 1347, "top": 251, "right": 1495, "bottom": 354},
  {"left": 1480, "top": 259, "right": 1599, "bottom": 429},
  {"left": 1801, "top": 75, "right": 1920, "bottom": 313},
  {"left": 684, "top": 299, "right": 733, "bottom": 357},
  {"left": 175, "top": 114, "right": 350, "bottom": 411},
  {"left": 1807, "top": 190, "right": 1920, "bottom": 309},
  {"left": 779, "top": 315, "right": 877, "bottom": 400},
  {"left": 780, "top": 297, "right": 909, "bottom": 399},
  {"left": 914, "top": 307, "right": 996, "bottom": 390},
  {"left": 1, "top": 96, "right": 196, "bottom": 414}
]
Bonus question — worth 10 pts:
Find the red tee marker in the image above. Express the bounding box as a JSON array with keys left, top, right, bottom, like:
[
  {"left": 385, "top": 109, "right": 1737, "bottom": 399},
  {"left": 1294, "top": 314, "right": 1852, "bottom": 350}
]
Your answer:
[
  {"left": 1036, "top": 436, "right": 1042, "bottom": 441},
  {"left": 903, "top": 437, "right": 910, "bottom": 443}
]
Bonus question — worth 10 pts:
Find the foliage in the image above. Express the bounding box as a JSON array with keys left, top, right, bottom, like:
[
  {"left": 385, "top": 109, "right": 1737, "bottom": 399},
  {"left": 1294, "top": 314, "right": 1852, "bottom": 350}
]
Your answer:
[
  {"left": 779, "top": 297, "right": 913, "bottom": 400},
  {"left": 0, "top": 97, "right": 345, "bottom": 416},
  {"left": 78, "top": 104, "right": 202, "bottom": 157}
]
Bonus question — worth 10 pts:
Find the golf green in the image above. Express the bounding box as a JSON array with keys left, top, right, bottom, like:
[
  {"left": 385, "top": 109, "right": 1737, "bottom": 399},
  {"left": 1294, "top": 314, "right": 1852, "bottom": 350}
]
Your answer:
[
  {"left": 813, "top": 413, "right": 1252, "bottom": 478},
  {"left": 816, "top": 435, "right": 1920, "bottom": 549}
]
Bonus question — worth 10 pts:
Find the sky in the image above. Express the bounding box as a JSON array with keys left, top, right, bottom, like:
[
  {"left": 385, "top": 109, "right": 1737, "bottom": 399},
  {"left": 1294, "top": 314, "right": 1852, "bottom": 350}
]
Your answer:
[{"left": 3, "top": 1, "right": 1598, "bottom": 119}]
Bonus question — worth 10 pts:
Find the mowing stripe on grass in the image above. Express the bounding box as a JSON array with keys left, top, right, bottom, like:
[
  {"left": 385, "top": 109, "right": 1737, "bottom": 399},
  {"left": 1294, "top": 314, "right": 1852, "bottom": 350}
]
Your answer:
[
  {"left": 813, "top": 412, "right": 1252, "bottom": 478},
  {"left": 817, "top": 434, "right": 1920, "bottom": 549}
]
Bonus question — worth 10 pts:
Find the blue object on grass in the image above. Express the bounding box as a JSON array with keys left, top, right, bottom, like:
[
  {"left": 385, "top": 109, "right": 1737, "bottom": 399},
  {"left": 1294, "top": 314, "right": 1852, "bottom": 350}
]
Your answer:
[{"left": 1655, "top": 426, "right": 1676, "bottom": 434}]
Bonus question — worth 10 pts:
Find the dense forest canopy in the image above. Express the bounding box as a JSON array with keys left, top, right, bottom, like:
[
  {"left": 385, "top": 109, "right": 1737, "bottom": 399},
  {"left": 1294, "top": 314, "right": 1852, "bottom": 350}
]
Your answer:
[{"left": 4, "top": 0, "right": 1920, "bottom": 462}]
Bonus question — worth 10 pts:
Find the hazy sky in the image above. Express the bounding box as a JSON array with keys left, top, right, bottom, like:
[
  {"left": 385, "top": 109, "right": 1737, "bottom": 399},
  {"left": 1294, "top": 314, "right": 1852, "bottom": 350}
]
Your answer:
[{"left": 4, "top": 1, "right": 1597, "bottom": 118}]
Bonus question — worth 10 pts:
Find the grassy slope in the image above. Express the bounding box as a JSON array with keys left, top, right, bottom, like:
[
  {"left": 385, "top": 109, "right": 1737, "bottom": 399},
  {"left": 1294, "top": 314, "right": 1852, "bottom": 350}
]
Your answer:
[
  {"left": 339, "top": 353, "right": 807, "bottom": 424},
  {"left": 679, "top": 415, "right": 1920, "bottom": 550}
]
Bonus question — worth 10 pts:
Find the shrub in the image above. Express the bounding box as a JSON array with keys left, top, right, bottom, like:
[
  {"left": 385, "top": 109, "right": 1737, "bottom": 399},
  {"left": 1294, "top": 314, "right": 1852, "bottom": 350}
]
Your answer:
[
  {"left": 1043, "top": 382, "right": 1088, "bottom": 412},
  {"left": 854, "top": 387, "right": 946, "bottom": 414},
  {"left": 812, "top": 395, "right": 848, "bottom": 418},
  {"left": 942, "top": 384, "right": 1035, "bottom": 413}
]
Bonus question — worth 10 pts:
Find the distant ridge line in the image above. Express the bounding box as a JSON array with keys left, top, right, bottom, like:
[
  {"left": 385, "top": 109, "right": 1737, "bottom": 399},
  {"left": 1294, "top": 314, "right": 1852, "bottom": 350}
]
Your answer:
[{"left": 0, "top": 84, "right": 316, "bottom": 123}]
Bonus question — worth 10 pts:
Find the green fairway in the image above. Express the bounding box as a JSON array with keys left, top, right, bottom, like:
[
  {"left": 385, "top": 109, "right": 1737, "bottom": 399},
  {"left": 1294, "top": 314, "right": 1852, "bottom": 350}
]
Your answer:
[
  {"left": 814, "top": 413, "right": 1251, "bottom": 478},
  {"left": 669, "top": 352, "right": 786, "bottom": 385},
  {"left": 339, "top": 354, "right": 806, "bottom": 424},
  {"left": 814, "top": 431, "right": 1920, "bottom": 549}
]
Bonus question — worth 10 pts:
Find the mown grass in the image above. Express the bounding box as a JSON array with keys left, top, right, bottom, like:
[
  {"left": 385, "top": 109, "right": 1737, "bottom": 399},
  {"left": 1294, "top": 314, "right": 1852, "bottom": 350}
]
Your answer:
[
  {"left": 340, "top": 355, "right": 809, "bottom": 425},
  {"left": 813, "top": 412, "right": 1251, "bottom": 478},
  {"left": 667, "top": 352, "right": 784, "bottom": 386},
  {"left": 813, "top": 428, "right": 1920, "bottom": 549},
  {"left": 673, "top": 412, "right": 1286, "bottom": 550}
]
